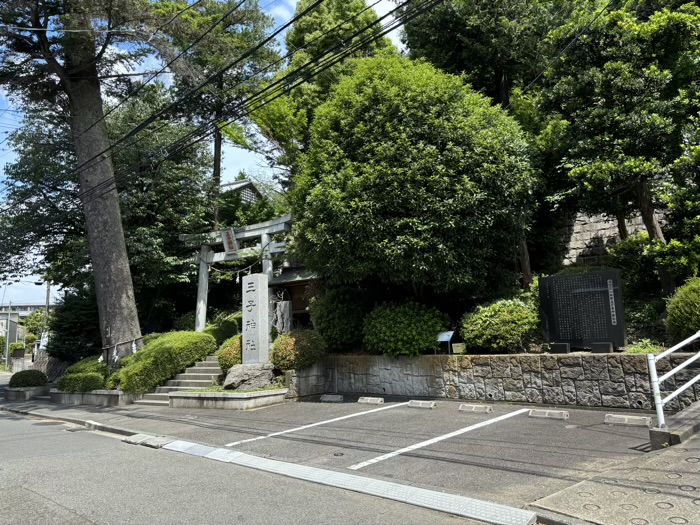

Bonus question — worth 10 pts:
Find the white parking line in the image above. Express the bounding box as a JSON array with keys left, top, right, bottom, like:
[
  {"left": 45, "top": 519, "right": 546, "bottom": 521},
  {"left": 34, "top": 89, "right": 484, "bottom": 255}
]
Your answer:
[
  {"left": 225, "top": 402, "right": 410, "bottom": 447},
  {"left": 348, "top": 407, "right": 530, "bottom": 470}
]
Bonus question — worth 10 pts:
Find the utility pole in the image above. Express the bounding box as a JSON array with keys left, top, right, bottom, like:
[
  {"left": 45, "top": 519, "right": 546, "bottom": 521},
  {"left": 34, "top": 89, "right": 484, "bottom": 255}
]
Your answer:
[
  {"left": 43, "top": 281, "right": 51, "bottom": 331},
  {"left": 5, "top": 302, "right": 11, "bottom": 370}
]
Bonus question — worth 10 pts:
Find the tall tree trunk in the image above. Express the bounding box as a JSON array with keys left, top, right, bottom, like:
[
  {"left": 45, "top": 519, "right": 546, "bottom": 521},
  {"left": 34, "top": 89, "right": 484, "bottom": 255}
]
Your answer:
[
  {"left": 615, "top": 208, "right": 629, "bottom": 240},
  {"left": 63, "top": 25, "right": 142, "bottom": 366},
  {"left": 519, "top": 236, "right": 533, "bottom": 290},
  {"left": 636, "top": 178, "right": 675, "bottom": 296}
]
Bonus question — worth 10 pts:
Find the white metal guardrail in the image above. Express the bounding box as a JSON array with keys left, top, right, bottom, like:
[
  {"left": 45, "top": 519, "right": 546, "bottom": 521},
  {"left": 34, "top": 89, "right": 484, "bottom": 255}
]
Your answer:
[{"left": 648, "top": 330, "right": 700, "bottom": 428}]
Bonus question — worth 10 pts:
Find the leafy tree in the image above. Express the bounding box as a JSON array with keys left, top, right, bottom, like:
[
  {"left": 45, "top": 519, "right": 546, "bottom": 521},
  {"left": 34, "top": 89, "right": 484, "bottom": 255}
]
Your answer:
[
  {"left": 542, "top": 4, "right": 700, "bottom": 294},
  {"left": 23, "top": 309, "right": 47, "bottom": 338},
  {"left": 47, "top": 287, "right": 102, "bottom": 363},
  {"left": 168, "top": 0, "right": 278, "bottom": 225},
  {"left": 293, "top": 56, "right": 536, "bottom": 297},
  {"left": 250, "top": 0, "right": 395, "bottom": 184},
  {"left": 398, "top": 0, "right": 596, "bottom": 106},
  {"left": 0, "top": 1, "right": 276, "bottom": 360},
  {"left": 0, "top": 85, "right": 212, "bottom": 330}
]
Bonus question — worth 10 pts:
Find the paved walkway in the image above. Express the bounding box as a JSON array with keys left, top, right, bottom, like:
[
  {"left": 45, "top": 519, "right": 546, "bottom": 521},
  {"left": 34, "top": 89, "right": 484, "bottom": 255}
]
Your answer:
[
  {"left": 532, "top": 439, "right": 700, "bottom": 525},
  {"left": 1, "top": 394, "right": 698, "bottom": 525}
]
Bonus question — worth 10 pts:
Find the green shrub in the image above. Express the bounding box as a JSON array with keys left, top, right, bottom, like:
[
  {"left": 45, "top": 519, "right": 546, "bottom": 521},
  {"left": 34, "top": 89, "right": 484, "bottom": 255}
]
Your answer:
[
  {"left": 625, "top": 339, "right": 663, "bottom": 354},
  {"left": 202, "top": 313, "right": 241, "bottom": 345},
  {"left": 212, "top": 310, "right": 243, "bottom": 329},
  {"left": 271, "top": 330, "right": 327, "bottom": 371},
  {"left": 666, "top": 277, "right": 700, "bottom": 343},
  {"left": 0, "top": 336, "right": 5, "bottom": 354},
  {"left": 173, "top": 311, "right": 196, "bottom": 331},
  {"left": 57, "top": 372, "right": 105, "bottom": 392},
  {"left": 218, "top": 335, "right": 242, "bottom": 374},
  {"left": 309, "top": 287, "right": 369, "bottom": 352},
  {"left": 461, "top": 299, "right": 540, "bottom": 354},
  {"left": 142, "top": 333, "right": 163, "bottom": 346},
  {"left": 106, "top": 331, "right": 217, "bottom": 394},
  {"left": 25, "top": 334, "right": 38, "bottom": 346},
  {"left": 607, "top": 233, "right": 661, "bottom": 299},
  {"left": 9, "top": 342, "right": 25, "bottom": 355},
  {"left": 363, "top": 302, "right": 448, "bottom": 358},
  {"left": 9, "top": 370, "right": 48, "bottom": 388},
  {"left": 64, "top": 356, "right": 110, "bottom": 380}
]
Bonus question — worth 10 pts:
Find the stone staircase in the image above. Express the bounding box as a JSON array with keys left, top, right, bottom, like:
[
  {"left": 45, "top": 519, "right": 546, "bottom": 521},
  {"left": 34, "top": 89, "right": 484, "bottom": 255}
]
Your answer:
[{"left": 133, "top": 354, "right": 222, "bottom": 407}]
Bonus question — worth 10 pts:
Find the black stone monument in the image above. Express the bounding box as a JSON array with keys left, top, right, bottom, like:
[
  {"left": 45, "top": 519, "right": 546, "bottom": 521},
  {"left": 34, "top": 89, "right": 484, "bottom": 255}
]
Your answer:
[{"left": 539, "top": 270, "right": 626, "bottom": 350}]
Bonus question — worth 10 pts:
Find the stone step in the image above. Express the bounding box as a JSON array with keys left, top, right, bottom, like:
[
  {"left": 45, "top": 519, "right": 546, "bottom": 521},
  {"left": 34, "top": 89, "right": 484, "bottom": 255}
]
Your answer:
[
  {"left": 195, "top": 359, "right": 220, "bottom": 367},
  {"left": 155, "top": 386, "right": 205, "bottom": 393},
  {"left": 185, "top": 366, "right": 222, "bottom": 374},
  {"left": 174, "top": 373, "right": 220, "bottom": 381},
  {"left": 133, "top": 399, "right": 169, "bottom": 407},
  {"left": 166, "top": 379, "right": 213, "bottom": 388},
  {"left": 142, "top": 393, "right": 169, "bottom": 402}
]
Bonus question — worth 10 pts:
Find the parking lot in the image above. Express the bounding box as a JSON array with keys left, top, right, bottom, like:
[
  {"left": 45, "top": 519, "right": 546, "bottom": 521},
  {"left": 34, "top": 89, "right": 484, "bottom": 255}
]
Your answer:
[{"left": 125, "top": 397, "right": 654, "bottom": 508}]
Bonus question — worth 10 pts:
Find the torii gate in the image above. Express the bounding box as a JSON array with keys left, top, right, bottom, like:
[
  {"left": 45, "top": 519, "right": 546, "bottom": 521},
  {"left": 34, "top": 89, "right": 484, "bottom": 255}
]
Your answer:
[{"left": 179, "top": 214, "right": 293, "bottom": 333}]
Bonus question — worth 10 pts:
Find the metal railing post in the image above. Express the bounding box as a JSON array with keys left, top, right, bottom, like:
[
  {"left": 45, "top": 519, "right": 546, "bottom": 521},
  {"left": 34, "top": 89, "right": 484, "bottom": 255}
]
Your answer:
[{"left": 648, "top": 353, "right": 666, "bottom": 429}]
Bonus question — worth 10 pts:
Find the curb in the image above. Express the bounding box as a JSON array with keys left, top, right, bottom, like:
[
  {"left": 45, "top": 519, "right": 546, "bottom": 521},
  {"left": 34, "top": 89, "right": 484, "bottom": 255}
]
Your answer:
[{"left": 1, "top": 405, "right": 137, "bottom": 437}]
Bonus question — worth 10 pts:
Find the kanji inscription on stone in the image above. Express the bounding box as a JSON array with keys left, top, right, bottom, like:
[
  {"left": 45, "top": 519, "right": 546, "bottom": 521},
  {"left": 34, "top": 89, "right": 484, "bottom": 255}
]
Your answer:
[
  {"left": 539, "top": 270, "right": 626, "bottom": 349},
  {"left": 242, "top": 273, "right": 269, "bottom": 364}
]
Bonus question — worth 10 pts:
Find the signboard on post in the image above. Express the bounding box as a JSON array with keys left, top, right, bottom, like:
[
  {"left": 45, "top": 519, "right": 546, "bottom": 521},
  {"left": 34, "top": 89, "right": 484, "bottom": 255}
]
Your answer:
[
  {"left": 242, "top": 273, "right": 270, "bottom": 364},
  {"left": 221, "top": 228, "right": 239, "bottom": 256}
]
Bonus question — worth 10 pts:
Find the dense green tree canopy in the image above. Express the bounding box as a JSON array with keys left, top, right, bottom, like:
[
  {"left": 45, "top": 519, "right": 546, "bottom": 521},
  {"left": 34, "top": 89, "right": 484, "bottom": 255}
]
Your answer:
[
  {"left": 293, "top": 56, "right": 536, "bottom": 296},
  {"left": 250, "top": 0, "right": 395, "bottom": 183},
  {"left": 541, "top": 3, "right": 700, "bottom": 290},
  {"left": 399, "top": 0, "right": 597, "bottom": 106}
]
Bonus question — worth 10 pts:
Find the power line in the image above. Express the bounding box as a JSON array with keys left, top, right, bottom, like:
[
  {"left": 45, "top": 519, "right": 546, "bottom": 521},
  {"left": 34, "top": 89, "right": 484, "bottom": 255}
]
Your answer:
[
  {"left": 73, "top": 0, "right": 404, "bottom": 205},
  {"left": 1, "top": 0, "right": 439, "bottom": 243},
  {"left": 77, "top": 0, "right": 442, "bottom": 209},
  {"left": 74, "top": 0, "right": 387, "bottom": 203},
  {"left": 77, "top": 0, "right": 249, "bottom": 140}
]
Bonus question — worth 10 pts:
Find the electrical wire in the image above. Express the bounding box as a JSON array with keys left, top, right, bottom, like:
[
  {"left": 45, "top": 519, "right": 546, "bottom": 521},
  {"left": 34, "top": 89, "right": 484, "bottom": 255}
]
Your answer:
[
  {"left": 77, "top": 0, "right": 248, "bottom": 140},
  {"left": 74, "top": 0, "right": 408, "bottom": 207}
]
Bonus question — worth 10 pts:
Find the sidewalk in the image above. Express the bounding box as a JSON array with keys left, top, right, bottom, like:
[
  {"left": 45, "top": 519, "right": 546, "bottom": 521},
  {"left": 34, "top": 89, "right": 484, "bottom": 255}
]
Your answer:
[{"left": 2, "top": 396, "right": 698, "bottom": 525}]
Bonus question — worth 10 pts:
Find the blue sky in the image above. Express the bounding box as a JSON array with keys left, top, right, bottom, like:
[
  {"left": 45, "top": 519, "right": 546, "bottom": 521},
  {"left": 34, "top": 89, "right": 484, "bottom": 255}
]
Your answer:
[{"left": 0, "top": 0, "right": 400, "bottom": 304}]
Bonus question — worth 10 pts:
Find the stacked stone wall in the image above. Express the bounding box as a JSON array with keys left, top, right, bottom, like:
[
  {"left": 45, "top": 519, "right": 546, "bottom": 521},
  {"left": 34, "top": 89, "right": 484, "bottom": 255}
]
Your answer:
[{"left": 289, "top": 354, "right": 700, "bottom": 410}]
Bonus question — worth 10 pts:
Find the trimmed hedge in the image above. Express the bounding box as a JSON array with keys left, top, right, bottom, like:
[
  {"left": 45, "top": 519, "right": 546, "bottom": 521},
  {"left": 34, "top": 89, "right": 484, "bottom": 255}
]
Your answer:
[
  {"left": 271, "top": 330, "right": 327, "bottom": 371},
  {"left": 9, "top": 370, "right": 48, "bottom": 388},
  {"left": 202, "top": 312, "right": 242, "bottom": 345},
  {"left": 461, "top": 299, "right": 540, "bottom": 354},
  {"left": 666, "top": 277, "right": 700, "bottom": 343},
  {"left": 64, "top": 356, "right": 109, "bottom": 379},
  {"left": 309, "top": 287, "right": 368, "bottom": 352},
  {"left": 363, "top": 303, "right": 448, "bottom": 358},
  {"left": 9, "top": 342, "right": 25, "bottom": 355},
  {"left": 142, "top": 333, "right": 163, "bottom": 346},
  {"left": 106, "top": 331, "right": 217, "bottom": 394},
  {"left": 218, "top": 335, "right": 242, "bottom": 374},
  {"left": 57, "top": 372, "right": 105, "bottom": 393}
]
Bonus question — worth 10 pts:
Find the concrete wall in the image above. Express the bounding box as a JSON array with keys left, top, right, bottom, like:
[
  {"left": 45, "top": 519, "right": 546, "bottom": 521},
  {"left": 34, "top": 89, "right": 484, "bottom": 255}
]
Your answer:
[{"left": 288, "top": 354, "right": 700, "bottom": 410}]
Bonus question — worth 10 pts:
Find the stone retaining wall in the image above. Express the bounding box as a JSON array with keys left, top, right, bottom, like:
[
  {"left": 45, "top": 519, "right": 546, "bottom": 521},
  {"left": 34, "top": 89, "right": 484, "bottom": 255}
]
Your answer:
[{"left": 288, "top": 354, "right": 700, "bottom": 410}]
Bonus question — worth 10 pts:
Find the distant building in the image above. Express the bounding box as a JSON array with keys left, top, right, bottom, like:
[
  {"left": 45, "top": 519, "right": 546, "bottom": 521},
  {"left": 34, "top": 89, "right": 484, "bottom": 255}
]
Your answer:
[{"left": 0, "top": 302, "right": 52, "bottom": 319}]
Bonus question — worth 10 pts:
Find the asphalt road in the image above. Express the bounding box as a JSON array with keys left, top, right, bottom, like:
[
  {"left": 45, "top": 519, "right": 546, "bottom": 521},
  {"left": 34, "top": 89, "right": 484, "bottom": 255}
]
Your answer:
[{"left": 0, "top": 411, "right": 478, "bottom": 525}]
